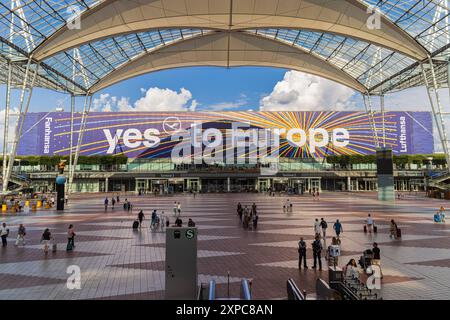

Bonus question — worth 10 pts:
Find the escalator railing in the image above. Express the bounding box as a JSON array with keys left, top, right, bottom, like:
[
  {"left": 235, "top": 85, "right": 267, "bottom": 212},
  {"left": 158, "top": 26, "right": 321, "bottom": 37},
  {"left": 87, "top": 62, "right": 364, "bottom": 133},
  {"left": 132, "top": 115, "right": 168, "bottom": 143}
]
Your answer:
[
  {"left": 287, "top": 278, "right": 306, "bottom": 300},
  {"left": 208, "top": 280, "right": 216, "bottom": 300},
  {"left": 240, "top": 280, "right": 251, "bottom": 300}
]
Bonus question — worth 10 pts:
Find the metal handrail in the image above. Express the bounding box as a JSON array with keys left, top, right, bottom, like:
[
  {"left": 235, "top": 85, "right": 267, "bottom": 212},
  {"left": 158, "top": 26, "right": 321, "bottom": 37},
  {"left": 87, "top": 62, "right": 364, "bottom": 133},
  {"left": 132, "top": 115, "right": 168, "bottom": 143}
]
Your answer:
[{"left": 287, "top": 278, "right": 305, "bottom": 300}]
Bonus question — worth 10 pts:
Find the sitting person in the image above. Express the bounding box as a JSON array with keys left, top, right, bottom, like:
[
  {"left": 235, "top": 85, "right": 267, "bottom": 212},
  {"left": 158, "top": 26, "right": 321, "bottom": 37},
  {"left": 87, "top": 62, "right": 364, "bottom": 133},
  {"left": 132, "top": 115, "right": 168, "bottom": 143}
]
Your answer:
[
  {"left": 345, "top": 259, "right": 360, "bottom": 280},
  {"left": 187, "top": 218, "right": 196, "bottom": 227},
  {"left": 175, "top": 217, "right": 183, "bottom": 227}
]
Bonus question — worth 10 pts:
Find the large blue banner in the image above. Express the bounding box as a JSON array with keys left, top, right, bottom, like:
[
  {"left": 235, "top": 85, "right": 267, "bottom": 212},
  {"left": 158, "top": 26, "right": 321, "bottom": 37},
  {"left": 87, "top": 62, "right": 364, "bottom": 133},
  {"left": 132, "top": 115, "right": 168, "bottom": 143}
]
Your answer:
[{"left": 17, "top": 111, "right": 434, "bottom": 158}]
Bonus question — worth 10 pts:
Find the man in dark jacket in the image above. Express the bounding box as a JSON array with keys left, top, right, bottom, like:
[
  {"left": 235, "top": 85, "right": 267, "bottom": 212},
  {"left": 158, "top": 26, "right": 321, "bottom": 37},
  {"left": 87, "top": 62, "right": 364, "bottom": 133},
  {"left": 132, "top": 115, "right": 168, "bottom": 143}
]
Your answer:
[
  {"left": 312, "top": 236, "right": 323, "bottom": 270},
  {"left": 298, "top": 237, "right": 308, "bottom": 269}
]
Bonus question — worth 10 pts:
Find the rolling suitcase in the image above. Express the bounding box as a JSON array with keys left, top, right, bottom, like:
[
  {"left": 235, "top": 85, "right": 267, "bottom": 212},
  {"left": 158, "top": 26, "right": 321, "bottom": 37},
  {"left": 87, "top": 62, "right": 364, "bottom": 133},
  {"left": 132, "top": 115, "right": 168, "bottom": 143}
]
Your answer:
[
  {"left": 52, "top": 243, "right": 57, "bottom": 252},
  {"left": 396, "top": 228, "right": 402, "bottom": 238},
  {"left": 373, "top": 226, "right": 378, "bottom": 233},
  {"left": 132, "top": 220, "right": 139, "bottom": 229},
  {"left": 363, "top": 225, "right": 367, "bottom": 233},
  {"left": 66, "top": 241, "right": 73, "bottom": 251}
]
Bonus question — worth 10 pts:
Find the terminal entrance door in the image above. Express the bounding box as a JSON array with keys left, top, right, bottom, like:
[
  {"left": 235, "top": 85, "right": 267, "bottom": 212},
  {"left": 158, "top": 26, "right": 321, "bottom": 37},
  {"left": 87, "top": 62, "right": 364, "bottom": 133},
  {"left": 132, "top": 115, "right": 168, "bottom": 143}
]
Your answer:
[
  {"left": 309, "top": 178, "right": 321, "bottom": 192},
  {"left": 258, "top": 179, "right": 269, "bottom": 192},
  {"left": 150, "top": 179, "right": 168, "bottom": 194},
  {"left": 290, "top": 179, "right": 305, "bottom": 194},
  {"left": 187, "top": 179, "right": 199, "bottom": 192},
  {"left": 273, "top": 178, "right": 289, "bottom": 192},
  {"left": 136, "top": 179, "right": 146, "bottom": 193}
]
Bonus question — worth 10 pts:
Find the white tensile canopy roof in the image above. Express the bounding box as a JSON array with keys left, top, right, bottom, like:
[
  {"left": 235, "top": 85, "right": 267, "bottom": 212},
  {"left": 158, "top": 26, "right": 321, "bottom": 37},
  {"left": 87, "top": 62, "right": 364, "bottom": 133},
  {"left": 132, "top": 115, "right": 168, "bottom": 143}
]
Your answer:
[{"left": 0, "top": 0, "right": 449, "bottom": 95}]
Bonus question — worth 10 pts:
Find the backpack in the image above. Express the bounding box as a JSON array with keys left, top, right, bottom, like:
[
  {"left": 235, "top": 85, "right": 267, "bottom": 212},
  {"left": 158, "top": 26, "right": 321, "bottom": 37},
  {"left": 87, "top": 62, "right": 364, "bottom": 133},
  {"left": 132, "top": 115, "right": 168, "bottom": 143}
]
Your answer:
[{"left": 321, "top": 221, "right": 327, "bottom": 228}]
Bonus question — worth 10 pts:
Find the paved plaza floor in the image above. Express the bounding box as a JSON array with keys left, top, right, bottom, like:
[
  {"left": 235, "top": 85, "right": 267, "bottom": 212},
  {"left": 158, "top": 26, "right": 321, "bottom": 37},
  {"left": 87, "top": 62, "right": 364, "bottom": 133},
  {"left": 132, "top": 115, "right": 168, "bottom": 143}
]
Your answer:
[{"left": 0, "top": 192, "right": 449, "bottom": 300}]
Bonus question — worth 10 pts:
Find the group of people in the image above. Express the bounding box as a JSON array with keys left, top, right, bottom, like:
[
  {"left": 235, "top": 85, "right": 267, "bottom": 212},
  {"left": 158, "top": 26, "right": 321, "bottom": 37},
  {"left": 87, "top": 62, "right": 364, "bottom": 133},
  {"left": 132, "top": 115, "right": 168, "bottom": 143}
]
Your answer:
[
  {"left": 0, "top": 222, "right": 76, "bottom": 254},
  {"left": 310, "top": 188, "right": 320, "bottom": 200},
  {"left": 237, "top": 202, "right": 259, "bottom": 230},
  {"left": 1, "top": 193, "right": 57, "bottom": 214},
  {"left": 283, "top": 199, "right": 293, "bottom": 213},
  {"left": 133, "top": 200, "right": 195, "bottom": 231},
  {"left": 103, "top": 195, "right": 136, "bottom": 212},
  {"left": 298, "top": 215, "right": 383, "bottom": 277}
]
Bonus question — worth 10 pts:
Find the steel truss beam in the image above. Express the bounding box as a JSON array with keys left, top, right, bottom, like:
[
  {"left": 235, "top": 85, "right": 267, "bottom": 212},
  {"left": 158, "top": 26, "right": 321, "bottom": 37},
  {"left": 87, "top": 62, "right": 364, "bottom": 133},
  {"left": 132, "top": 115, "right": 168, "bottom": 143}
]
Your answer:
[
  {"left": 3, "top": 58, "right": 39, "bottom": 193},
  {"left": 1, "top": 61, "right": 13, "bottom": 193},
  {"left": 68, "top": 94, "right": 92, "bottom": 195},
  {"left": 362, "top": 93, "right": 380, "bottom": 150}
]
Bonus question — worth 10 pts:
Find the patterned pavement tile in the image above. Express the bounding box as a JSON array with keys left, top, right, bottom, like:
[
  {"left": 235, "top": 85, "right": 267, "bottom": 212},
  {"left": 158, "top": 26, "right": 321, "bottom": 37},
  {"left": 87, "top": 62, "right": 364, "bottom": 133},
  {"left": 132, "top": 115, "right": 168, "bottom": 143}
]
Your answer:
[{"left": 1, "top": 192, "right": 449, "bottom": 300}]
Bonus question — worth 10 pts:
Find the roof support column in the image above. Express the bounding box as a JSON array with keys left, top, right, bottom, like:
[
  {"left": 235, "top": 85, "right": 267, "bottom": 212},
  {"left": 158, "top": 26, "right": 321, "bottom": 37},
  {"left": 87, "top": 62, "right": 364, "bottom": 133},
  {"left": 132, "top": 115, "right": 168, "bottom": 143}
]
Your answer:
[
  {"left": 2, "top": 61, "right": 12, "bottom": 194},
  {"left": 363, "top": 93, "right": 380, "bottom": 150},
  {"left": 380, "top": 95, "right": 386, "bottom": 148},
  {"left": 421, "top": 59, "right": 450, "bottom": 173},
  {"left": 68, "top": 94, "right": 92, "bottom": 194},
  {"left": 4, "top": 58, "right": 38, "bottom": 193},
  {"left": 66, "top": 93, "right": 75, "bottom": 197}
]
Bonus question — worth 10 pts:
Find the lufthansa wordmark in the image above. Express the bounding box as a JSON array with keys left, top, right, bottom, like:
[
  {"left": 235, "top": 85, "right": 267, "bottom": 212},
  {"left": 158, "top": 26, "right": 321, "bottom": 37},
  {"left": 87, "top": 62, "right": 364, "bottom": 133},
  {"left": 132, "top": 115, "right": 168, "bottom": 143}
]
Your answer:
[{"left": 176, "top": 304, "right": 273, "bottom": 317}]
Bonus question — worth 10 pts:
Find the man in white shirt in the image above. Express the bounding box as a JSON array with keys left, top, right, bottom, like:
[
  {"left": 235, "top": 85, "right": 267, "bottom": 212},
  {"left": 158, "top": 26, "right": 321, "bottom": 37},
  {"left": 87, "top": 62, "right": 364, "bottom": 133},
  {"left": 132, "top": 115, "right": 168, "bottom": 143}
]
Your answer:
[
  {"left": 314, "top": 218, "right": 322, "bottom": 238},
  {"left": 366, "top": 214, "right": 374, "bottom": 233},
  {"left": 0, "top": 223, "right": 9, "bottom": 247}
]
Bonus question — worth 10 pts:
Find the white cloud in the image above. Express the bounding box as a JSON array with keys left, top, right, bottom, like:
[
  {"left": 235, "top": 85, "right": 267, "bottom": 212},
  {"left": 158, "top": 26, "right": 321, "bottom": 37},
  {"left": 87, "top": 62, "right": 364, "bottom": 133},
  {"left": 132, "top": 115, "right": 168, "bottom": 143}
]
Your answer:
[
  {"left": 93, "top": 87, "right": 197, "bottom": 112},
  {"left": 260, "top": 71, "right": 357, "bottom": 111},
  {"left": 132, "top": 87, "right": 196, "bottom": 112}
]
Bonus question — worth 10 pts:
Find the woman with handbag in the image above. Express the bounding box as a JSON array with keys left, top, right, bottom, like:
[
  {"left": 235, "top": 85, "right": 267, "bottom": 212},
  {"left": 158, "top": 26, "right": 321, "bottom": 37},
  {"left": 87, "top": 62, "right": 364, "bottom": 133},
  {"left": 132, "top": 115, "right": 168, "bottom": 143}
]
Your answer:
[{"left": 15, "top": 224, "right": 26, "bottom": 246}]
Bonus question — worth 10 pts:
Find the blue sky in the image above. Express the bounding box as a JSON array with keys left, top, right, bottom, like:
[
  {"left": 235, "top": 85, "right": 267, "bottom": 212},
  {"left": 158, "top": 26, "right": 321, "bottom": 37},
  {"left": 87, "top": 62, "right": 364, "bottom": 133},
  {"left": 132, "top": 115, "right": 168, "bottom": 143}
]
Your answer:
[
  {"left": 1, "top": 67, "right": 289, "bottom": 112},
  {"left": 0, "top": 66, "right": 441, "bottom": 113}
]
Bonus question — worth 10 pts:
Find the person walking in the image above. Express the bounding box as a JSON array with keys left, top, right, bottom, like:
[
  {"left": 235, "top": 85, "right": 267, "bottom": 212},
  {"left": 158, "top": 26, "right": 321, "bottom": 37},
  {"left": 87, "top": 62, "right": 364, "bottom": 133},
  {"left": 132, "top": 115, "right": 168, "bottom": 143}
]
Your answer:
[
  {"left": 252, "top": 214, "right": 259, "bottom": 230},
  {"left": 0, "top": 223, "right": 9, "bottom": 247},
  {"left": 333, "top": 219, "right": 343, "bottom": 240},
  {"left": 104, "top": 197, "right": 109, "bottom": 211},
  {"left": 251, "top": 203, "right": 257, "bottom": 216},
  {"left": 366, "top": 214, "right": 374, "bottom": 233},
  {"left": 151, "top": 210, "right": 157, "bottom": 229},
  {"left": 138, "top": 210, "right": 145, "bottom": 228},
  {"left": 314, "top": 218, "right": 321, "bottom": 238},
  {"left": 312, "top": 235, "right": 323, "bottom": 271},
  {"left": 111, "top": 197, "right": 116, "bottom": 209},
  {"left": 116, "top": 195, "right": 120, "bottom": 203},
  {"left": 320, "top": 218, "right": 328, "bottom": 239},
  {"left": 298, "top": 237, "right": 308, "bottom": 269},
  {"left": 177, "top": 202, "right": 181, "bottom": 217},
  {"left": 41, "top": 228, "right": 52, "bottom": 254},
  {"left": 15, "top": 224, "right": 26, "bottom": 246},
  {"left": 389, "top": 219, "right": 398, "bottom": 239},
  {"left": 173, "top": 201, "right": 178, "bottom": 217},
  {"left": 67, "top": 224, "right": 75, "bottom": 251}
]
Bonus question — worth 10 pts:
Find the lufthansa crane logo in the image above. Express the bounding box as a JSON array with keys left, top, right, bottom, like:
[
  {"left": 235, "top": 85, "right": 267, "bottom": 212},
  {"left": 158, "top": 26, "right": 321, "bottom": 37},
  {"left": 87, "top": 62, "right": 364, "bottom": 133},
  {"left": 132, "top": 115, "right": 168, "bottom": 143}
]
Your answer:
[{"left": 163, "top": 117, "right": 182, "bottom": 135}]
